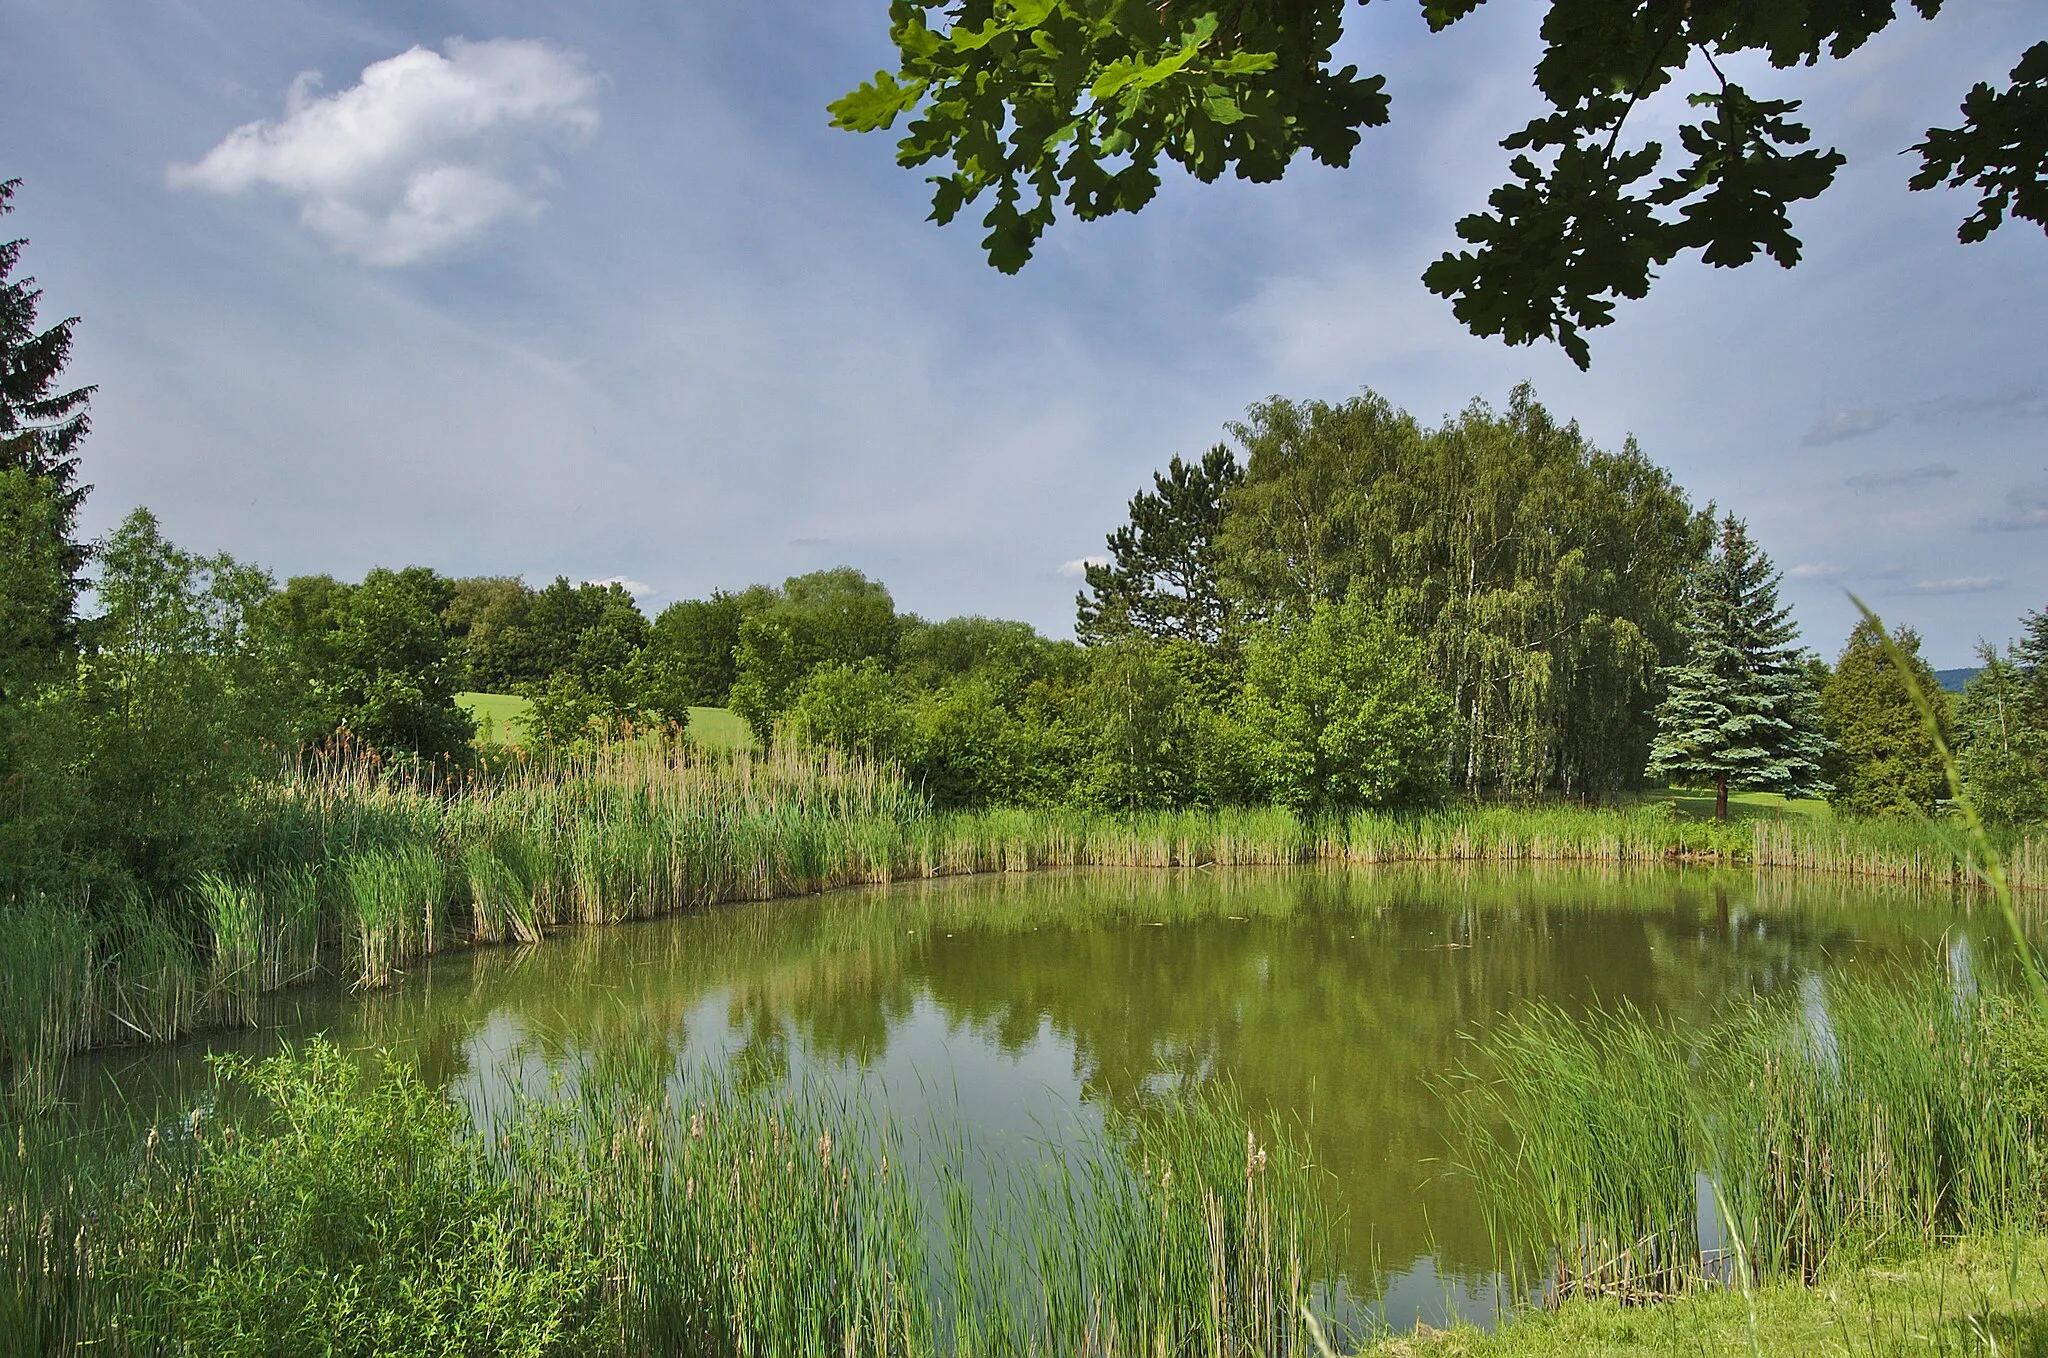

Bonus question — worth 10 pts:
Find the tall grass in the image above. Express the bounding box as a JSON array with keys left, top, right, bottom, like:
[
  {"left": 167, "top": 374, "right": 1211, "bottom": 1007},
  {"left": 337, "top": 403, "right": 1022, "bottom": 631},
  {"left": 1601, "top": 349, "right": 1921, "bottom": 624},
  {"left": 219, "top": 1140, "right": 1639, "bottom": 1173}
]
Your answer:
[
  {"left": 1, "top": 1037, "right": 1342, "bottom": 1356},
  {"left": 1445, "top": 973, "right": 2048, "bottom": 1302},
  {"left": 4, "top": 735, "right": 2041, "bottom": 1088}
]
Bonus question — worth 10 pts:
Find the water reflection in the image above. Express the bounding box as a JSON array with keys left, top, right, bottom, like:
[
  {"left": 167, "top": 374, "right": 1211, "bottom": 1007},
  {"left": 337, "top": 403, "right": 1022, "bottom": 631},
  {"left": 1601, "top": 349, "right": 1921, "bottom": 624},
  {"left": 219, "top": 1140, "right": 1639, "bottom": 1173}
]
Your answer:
[{"left": 61, "top": 864, "right": 1997, "bottom": 1332}]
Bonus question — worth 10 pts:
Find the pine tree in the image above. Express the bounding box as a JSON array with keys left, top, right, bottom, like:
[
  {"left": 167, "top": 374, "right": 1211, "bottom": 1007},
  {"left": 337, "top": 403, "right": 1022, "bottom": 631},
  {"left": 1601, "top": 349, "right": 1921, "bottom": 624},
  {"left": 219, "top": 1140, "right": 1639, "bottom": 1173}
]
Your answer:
[
  {"left": 1076, "top": 444, "right": 1241, "bottom": 648},
  {"left": 1820, "top": 617, "right": 1951, "bottom": 817},
  {"left": 0, "top": 179, "right": 93, "bottom": 649},
  {"left": 1648, "top": 516, "right": 1830, "bottom": 819}
]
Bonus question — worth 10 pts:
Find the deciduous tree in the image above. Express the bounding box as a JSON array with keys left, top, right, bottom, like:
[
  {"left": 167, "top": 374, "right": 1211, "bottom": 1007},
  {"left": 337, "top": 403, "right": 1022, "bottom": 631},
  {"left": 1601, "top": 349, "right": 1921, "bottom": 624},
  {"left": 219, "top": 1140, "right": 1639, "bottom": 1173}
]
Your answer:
[
  {"left": 832, "top": 6, "right": 2045, "bottom": 367},
  {"left": 1236, "top": 590, "right": 1451, "bottom": 814},
  {"left": 1218, "top": 384, "right": 1707, "bottom": 798},
  {"left": 1956, "top": 606, "right": 2048, "bottom": 826}
]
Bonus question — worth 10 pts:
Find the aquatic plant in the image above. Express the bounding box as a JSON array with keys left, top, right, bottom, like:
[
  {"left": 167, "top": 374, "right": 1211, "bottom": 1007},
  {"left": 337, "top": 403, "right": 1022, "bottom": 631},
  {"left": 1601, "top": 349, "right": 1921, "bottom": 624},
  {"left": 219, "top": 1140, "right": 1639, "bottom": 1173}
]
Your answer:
[
  {"left": 1445, "top": 973, "right": 2048, "bottom": 1301},
  {"left": 0, "top": 1038, "right": 1341, "bottom": 1356}
]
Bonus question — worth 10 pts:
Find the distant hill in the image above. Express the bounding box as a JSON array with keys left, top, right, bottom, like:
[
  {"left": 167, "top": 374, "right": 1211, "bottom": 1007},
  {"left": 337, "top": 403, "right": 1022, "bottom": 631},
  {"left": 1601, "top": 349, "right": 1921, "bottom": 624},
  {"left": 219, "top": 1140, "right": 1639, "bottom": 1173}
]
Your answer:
[{"left": 1935, "top": 668, "right": 1982, "bottom": 693}]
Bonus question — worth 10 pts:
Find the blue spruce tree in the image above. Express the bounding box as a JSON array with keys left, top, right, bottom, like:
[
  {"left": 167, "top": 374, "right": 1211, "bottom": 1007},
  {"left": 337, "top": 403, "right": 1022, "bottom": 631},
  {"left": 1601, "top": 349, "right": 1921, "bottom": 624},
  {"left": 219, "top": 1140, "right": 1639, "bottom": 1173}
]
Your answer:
[{"left": 1648, "top": 516, "right": 1830, "bottom": 819}]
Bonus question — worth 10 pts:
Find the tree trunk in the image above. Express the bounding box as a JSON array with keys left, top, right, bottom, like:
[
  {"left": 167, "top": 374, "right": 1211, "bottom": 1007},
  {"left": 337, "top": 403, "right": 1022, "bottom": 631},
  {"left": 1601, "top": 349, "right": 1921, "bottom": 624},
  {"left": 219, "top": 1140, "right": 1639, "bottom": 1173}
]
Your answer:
[{"left": 1715, "top": 775, "right": 1729, "bottom": 822}]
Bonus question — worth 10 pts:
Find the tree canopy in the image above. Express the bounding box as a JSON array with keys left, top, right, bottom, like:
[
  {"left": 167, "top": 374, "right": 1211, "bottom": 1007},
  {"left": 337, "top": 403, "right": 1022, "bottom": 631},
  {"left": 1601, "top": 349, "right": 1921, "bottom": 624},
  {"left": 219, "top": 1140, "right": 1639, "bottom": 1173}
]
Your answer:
[
  {"left": 831, "top": 4, "right": 2047, "bottom": 367},
  {"left": 1211, "top": 384, "right": 1708, "bottom": 798}
]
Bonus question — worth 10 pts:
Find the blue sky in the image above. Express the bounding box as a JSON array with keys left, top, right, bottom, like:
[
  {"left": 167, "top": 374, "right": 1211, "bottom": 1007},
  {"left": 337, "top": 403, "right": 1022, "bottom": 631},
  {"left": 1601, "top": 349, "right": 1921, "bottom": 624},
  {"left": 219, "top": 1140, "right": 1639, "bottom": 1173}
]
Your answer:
[{"left": 3, "top": 0, "right": 2042, "bottom": 663}]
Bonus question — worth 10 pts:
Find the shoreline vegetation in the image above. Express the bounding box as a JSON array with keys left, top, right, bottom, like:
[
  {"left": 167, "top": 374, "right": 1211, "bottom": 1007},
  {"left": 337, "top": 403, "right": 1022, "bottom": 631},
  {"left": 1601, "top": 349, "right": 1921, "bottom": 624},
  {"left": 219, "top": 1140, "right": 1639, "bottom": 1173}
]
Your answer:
[
  {"left": 3, "top": 740, "right": 2043, "bottom": 1093},
  {"left": 3, "top": 1038, "right": 1342, "bottom": 1355}
]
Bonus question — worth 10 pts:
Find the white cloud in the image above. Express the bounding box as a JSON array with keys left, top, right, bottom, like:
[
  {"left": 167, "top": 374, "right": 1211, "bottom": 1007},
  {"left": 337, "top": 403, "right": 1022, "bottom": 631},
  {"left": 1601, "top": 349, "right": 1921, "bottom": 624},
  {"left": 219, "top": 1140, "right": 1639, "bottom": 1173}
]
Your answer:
[
  {"left": 1787, "top": 562, "right": 1844, "bottom": 581},
  {"left": 169, "top": 39, "right": 598, "bottom": 265},
  {"left": 1057, "top": 556, "right": 1110, "bottom": 578},
  {"left": 1901, "top": 576, "right": 2007, "bottom": 595},
  {"left": 1800, "top": 406, "right": 1893, "bottom": 446},
  {"left": 586, "top": 575, "right": 652, "bottom": 597}
]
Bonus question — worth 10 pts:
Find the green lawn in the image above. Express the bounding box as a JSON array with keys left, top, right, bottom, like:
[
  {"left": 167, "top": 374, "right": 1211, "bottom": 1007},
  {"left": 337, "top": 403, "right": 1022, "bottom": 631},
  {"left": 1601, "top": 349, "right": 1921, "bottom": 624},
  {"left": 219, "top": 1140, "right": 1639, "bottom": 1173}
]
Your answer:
[
  {"left": 1640, "top": 786, "right": 1834, "bottom": 822},
  {"left": 1365, "top": 1235, "right": 2048, "bottom": 1356},
  {"left": 455, "top": 691, "right": 530, "bottom": 744},
  {"left": 683, "top": 704, "right": 753, "bottom": 752},
  {"left": 455, "top": 693, "right": 752, "bottom": 752}
]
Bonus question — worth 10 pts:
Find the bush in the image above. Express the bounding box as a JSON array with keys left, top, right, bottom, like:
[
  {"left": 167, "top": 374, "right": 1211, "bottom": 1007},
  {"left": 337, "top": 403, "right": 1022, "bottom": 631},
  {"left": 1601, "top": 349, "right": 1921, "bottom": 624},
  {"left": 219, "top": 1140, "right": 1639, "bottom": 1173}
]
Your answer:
[
  {"left": 1236, "top": 591, "right": 1452, "bottom": 814},
  {"left": 112, "top": 1040, "right": 608, "bottom": 1355}
]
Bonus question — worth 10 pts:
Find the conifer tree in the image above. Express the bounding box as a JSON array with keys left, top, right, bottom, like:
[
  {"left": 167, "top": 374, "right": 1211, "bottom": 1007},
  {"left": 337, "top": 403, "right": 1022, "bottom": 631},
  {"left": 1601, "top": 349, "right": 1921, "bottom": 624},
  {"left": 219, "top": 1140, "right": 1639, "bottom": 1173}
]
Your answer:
[
  {"left": 1076, "top": 444, "right": 1241, "bottom": 649},
  {"left": 1820, "top": 617, "right": 1952, "bottom": 817},
  {"left": 1648, "top": 516, "right": 1829, "bottom": 819},
  {"left": 0, "top": 179, "right": 93, "bottom": 657}
]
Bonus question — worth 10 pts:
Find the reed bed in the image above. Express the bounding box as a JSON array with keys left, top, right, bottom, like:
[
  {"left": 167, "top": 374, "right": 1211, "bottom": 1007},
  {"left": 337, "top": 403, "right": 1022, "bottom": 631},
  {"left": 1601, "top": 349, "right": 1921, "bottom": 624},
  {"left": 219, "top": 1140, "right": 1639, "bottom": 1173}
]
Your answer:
[
  {"left": 0, "top": 1038, "right": 1341, "bottom": 1356},
  {"left": 1444, "top": 972, "right": 2048, "bottom": 1303},
  {"left": 2, "top": 740, "right": 2041, "bottom": 1090}
]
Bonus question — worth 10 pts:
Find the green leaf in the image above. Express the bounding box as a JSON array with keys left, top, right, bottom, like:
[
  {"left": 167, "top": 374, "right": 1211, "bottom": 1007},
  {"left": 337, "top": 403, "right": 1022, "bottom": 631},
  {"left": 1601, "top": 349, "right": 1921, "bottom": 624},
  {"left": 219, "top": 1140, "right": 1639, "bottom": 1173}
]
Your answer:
[{"left": 826, "top": 73, "right": 925, "bottom": 132}]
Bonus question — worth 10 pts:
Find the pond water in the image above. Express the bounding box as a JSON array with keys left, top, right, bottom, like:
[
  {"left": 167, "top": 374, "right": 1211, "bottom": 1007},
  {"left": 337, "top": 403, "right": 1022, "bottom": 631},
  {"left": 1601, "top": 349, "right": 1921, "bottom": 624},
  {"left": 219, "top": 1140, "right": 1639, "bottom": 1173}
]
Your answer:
[{"left": 60, "top": 865, "right": 2000, "bottom": 1333}]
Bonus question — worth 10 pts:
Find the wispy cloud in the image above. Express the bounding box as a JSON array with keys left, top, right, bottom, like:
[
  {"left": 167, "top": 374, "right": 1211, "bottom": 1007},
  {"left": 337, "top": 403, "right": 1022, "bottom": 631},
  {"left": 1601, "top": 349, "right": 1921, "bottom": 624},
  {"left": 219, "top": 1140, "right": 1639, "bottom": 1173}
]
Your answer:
[
  {"left": 169, "top": 39, "right": 598, "bottom": 265},
  {"left": 1787, "top": 562, "right": 1845, "bottom": 581},
  {"left": 586, "top": 575, "right": 651, "bottom": 596},
  {"left": 1844, "top": 463, "right": 1956, "bottom": 491},
  {"left": 1057, "top": 556, "right": 1110, "bottom": 579},
  {"left": 1801, "top": 407, "right": 1893, "bottom": 446},
  {"left": 1912, "top": 386, "right": 2043, "bottom": 421},
  {"left": 1799, "top": 388, "right": 2045, "bottom": 449},
  {"left": 1980, "top": 482, "right": 2048, "bottom": 532},
  {"left": 1900, "top": 576, "right": 2008, "bottom": 595}
]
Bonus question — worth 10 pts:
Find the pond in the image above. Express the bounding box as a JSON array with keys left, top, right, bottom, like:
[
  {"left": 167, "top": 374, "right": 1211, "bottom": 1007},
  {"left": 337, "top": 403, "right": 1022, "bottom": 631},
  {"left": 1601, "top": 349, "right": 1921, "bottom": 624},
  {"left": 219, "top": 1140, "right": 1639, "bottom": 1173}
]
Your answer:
[{"left": 59, "top": 864, "right": 1999, "bottom": 1333}]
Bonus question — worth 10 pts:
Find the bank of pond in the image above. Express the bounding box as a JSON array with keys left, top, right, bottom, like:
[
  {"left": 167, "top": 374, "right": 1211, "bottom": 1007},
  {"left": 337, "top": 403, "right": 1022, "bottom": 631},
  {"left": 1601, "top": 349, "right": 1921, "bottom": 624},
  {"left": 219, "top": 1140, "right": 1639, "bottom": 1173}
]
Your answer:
[
  {"left": 5, "top": 852, "right": 2048, "bottom": 1354},
  {"left": 3, "top": 744, "right": 2042, "bottom": 1087}
]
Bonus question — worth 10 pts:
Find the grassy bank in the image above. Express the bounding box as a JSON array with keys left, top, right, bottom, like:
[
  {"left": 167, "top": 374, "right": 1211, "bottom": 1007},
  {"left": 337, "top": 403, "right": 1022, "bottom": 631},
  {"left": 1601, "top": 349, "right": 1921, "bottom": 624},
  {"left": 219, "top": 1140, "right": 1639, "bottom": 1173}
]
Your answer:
[
  {"left": 2, "top": 742, "right": 2042, "bottom": 1093},
  {"left": 1410, "top": 971, "right": 2048, "bottom": 1354},
  {"left": 1, "top": 1040, "right": 1338, "bottom": 1356},
  {"left": 1446, "top": 976, "right": 2048, "bottom": 1297},
  {"left": 1366, "top": 1235, "right": 2048, "bottom": 1356}
]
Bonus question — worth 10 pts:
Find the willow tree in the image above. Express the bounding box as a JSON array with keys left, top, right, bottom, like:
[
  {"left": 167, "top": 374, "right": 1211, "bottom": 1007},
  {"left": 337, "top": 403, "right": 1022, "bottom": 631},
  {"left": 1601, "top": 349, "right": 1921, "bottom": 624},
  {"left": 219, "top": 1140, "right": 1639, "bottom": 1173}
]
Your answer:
[
  {"left": 1648, "top": 517, "right": 1829, "bottom": 819},
  {"left": 1217, "top": 384, "right": 1708, "bottom": 799}
]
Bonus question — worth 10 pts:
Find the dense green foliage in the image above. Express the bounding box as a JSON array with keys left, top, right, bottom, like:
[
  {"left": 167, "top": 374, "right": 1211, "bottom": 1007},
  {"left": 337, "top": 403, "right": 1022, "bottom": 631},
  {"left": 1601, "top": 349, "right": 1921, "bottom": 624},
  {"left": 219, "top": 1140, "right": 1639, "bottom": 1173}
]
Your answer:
[
  {"left": 831, "top": 6, "right": 2045, "bottom": 366},
  {"left": 1237, "top": 591, "right": 1451, "bottom": 814},
  {"left": 1, "top": 510, "right": 293, "bottom": 897},
  {"left": 1956, "top": 607, "right": 2048, "bottom": 826},
  {"left": 635, "top": 585, "right": 774, "bottom": 710},
  {"left": 1219, "top": 386, "right": 1709, "bottom": 798},
  {"left": 1821, "top": 617, "right": 1952, "bottom": 818},
  {"left": 1648, "top": 517, "right": 1829, "bottom": 818},
  {"left": 728, "top": 568, "right": 904, "bottom": 737},
  {"left": 1447, "top": 974, "right": 2048, "bottom": 1296},
  {"left": 4, "top": 1038, "right": 1335, "bottom": 1356}
]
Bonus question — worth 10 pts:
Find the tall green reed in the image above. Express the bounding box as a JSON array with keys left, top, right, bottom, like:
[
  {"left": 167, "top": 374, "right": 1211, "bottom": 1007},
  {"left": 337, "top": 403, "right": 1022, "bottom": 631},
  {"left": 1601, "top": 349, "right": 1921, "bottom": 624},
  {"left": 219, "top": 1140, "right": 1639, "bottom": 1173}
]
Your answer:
[
  {"left": 3, "top": 1038, "right": 1342, "bottom": 1356},
  {"left": 1445, "top": 973, "right": 2048, "bottom": 1301}
]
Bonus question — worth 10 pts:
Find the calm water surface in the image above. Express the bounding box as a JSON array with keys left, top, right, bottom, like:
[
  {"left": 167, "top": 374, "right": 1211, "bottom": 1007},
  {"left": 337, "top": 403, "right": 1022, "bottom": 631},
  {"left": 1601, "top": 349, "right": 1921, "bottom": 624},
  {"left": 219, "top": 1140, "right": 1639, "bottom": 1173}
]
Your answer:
[{"left": 65, "top": 865, "right": 1999, "bottom": 1331}]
